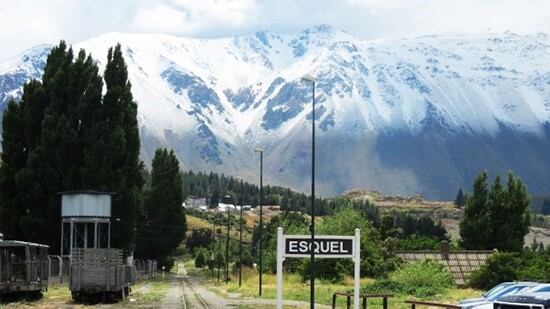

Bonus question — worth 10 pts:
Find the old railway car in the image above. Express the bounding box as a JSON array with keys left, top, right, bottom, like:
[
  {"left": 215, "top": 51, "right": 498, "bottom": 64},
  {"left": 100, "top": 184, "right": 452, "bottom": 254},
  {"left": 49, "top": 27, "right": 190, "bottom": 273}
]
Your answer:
[
  {"left": 0, "top": 240, "right": 49, "bottom": 295},
  {"left": 70, "top": 248, "right": 136, "bottom": 301}
]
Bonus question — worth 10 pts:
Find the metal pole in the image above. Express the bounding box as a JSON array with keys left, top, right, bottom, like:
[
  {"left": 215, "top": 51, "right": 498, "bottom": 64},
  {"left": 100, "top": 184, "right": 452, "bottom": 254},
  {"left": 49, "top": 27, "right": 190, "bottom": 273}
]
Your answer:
[
  {"left": 239, "top": 179, "right": 244, "bottom": 288},
  {"left": 276, "top": 227, "right": 284, "bottom": 309},
  {"left": 226, "top": 201, "right": 230, "bottom": 284},
  {"left": 217, "top": 212, "right": 221, "bottom": 282},
  {"left": 259, "top": 150, "right": 263, "bottom": 296},
  {"left": 310, "top": 80, "right": 316, "bottom": 309},
  {"left": 60, "top": 221, "right": 64, "bottom": 256},
  {"left": 354, "top": 229, "right": 361, "bottom": 309},
  {"left": 211, "top": 216, "right": 216, "bottom": 280}
]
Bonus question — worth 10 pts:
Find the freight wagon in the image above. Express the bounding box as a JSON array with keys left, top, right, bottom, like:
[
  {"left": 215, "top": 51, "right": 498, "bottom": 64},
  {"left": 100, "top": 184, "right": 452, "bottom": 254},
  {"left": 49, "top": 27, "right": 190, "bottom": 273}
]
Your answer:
[{"left": 0, "top": 240, "right": 49, "bottom": 295}]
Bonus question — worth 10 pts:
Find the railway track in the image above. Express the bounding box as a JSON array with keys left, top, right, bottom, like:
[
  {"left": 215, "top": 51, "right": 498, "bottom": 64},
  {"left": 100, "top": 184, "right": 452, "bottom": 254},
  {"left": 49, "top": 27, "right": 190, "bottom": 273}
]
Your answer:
[{"left": 181, "top": 276, "right": 210, "bottom": 309}]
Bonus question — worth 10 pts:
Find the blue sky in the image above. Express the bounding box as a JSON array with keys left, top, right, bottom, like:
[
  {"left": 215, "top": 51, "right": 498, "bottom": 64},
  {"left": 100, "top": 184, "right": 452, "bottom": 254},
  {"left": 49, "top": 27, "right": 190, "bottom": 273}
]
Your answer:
[{"left": 1, "top": 0, "right": 549, "bottom": 61}]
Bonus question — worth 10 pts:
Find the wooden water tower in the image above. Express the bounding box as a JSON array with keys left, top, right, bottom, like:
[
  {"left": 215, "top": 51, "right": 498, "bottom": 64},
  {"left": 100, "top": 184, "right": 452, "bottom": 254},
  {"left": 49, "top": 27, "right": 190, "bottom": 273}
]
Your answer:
[{"left": 60, "top": 191, "right": 113, "bottom": 257}]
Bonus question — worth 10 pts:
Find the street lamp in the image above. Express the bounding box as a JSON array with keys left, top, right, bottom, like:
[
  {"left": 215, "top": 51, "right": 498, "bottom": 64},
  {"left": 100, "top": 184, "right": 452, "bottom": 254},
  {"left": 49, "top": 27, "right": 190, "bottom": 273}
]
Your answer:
[
  {"left": 254, "top": 148, "right": 263, "bottom": 296},
  {"left": 239, "top": 179, "right": 244, "bottom": 288},
  {"left": 211, "top": 216, "right": 216, "bottom": 280},
  {"left": 224, "top": 195, "right": 231, "bottom": 284},
  {"left": 301, "top": 74, "right": 315, "bottom": 309},
  {"left": 217, "top": 211, "right": 221, "bottom": 282}
]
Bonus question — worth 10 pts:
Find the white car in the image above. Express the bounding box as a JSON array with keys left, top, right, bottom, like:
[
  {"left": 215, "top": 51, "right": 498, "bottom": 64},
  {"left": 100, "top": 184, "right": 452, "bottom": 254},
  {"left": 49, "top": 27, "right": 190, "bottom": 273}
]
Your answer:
[
  {"left": 459, "top": 282, "right": 516, "bottom": 305},
  {"left": 494, "top": 286, "right": 550, "bottom": 309},
  {"left": 460, "top": 282, "right": 538, "bottom": 309}
]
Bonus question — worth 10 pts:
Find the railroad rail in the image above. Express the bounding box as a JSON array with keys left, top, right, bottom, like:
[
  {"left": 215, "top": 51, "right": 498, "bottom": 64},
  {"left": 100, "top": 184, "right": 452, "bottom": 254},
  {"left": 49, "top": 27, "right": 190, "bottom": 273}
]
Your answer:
[{"left": 182, "top": 276, "right": 210, "bottom": 309}]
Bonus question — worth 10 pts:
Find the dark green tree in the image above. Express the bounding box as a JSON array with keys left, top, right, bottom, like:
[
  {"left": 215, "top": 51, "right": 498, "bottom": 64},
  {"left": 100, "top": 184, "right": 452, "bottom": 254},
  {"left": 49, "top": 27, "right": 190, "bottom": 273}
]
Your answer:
[
  {"left": 460, "top": 171, "right": 491, "bottom": 249},
  {"left": 0, "top": 42, "right": 143, "bottom": 252},
  {"left": 500, "top": 172, "right": 530, "bottom": 251},
  {"left": 135, "top": 148, "right": 186, "bottom": 268},
  {"left": 454, "top": 188, "right": 466, "bottom": 208},
  {"left": 186, "top": 228, "right": 213, "bottom": 252},
  {"left": 460, "top": 171, "right": 530, "bottom": 251},
  {"left": 97, "top": 44, "right": 144, "bottom": 251}
]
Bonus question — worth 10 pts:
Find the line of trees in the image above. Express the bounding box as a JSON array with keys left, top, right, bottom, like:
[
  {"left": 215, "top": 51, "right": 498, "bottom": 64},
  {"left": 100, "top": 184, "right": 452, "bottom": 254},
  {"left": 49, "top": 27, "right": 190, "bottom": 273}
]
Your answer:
[
  {"left": 0, "top": 42, "right": 186, "bottom": 267},
  {"left": 182, "top": 171, "right": 376, "bottom": 216}
]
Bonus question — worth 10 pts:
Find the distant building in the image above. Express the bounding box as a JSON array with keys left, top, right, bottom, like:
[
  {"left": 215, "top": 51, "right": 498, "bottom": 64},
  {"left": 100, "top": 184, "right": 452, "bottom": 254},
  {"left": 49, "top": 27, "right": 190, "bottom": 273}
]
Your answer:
[
  {"left": 184, "top": 196, "right": 208, "bottom": 211},
  {"left": 217, "top": 203, "right": 252, "bottom": 213}
]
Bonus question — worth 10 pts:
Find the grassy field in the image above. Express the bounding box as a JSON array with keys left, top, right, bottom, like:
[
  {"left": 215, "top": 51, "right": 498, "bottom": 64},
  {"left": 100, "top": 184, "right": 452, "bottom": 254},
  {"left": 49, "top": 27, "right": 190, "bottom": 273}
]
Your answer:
[
  {"left": 0, "top": 276, "right": 171, "bottom": 309},
  {"left": 187, "top": 214, "right": 212, "bottom": 230},
  {"left": 193, "top": 263, "right": 481, "bottom": 309}
]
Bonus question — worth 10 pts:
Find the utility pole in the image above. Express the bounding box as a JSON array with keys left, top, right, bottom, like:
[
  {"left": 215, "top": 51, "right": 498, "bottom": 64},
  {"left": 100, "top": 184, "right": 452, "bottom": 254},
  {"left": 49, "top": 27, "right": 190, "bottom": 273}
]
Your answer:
[
  {"left": 302, "top": 75, "right": 316, "bottom": 309},
  {"left": 217, "top": 212, "right": 221, "bottom": 282},
  {"left": 254, "top": 149, "right": 264, "bottom": 296},
  {"left": 211, "top": 216, "right": 215, "bottom": 280},
  {"left": 239, "top": 179, "right": 244, "bottom": 288},
  {"left": 226, "top": 196, "right": 230, "bottom": 284}
]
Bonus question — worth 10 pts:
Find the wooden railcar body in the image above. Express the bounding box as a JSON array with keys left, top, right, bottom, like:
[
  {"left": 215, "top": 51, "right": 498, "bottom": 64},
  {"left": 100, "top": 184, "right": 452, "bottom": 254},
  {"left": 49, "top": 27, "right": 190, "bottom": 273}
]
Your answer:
[
  {"left": 0, "top": 240, "right": 49, "bottom": 294},
  {"left": 70, "top": 248, "right": 136, "bottom": 300}
]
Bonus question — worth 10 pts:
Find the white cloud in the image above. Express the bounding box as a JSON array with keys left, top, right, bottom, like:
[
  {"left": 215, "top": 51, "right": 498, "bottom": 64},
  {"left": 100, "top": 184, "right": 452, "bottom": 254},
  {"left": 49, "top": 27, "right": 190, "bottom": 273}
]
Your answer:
[
  {"left": 131, "top": 0, "right": 259, "bottom": 36},
  {"left": 1, "top": 0, "right": 550, "bottom": 61}
]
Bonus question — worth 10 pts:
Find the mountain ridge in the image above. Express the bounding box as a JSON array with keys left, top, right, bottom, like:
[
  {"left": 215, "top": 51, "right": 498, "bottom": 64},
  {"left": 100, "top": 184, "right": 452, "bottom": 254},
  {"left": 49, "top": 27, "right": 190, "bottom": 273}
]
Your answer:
[{"left": 2, "top": 25, "right": 550, "bottom": 199}]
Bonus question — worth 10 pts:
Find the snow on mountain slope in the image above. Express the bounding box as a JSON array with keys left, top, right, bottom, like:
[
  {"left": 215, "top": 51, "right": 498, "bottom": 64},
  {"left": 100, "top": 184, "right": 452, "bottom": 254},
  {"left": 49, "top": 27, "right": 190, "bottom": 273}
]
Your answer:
[{"left": 2, "top": 25, "right": 550, "bottom": 198}]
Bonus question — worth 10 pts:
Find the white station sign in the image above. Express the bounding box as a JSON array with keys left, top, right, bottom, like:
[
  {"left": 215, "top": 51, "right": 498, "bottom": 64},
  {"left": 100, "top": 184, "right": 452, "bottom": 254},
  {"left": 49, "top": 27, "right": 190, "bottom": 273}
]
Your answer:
[
  {"left": 276, "top": 228, "right": 361, "bottom": 309},
  {"left": 284, "top": 235, "right": 354, "bottom": 258}
]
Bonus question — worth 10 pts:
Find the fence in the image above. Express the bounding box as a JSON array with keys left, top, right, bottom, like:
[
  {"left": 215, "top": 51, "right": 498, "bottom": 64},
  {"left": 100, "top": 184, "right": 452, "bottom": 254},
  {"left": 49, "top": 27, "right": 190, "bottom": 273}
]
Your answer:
[
  {"left": 47, "top": 255, "right": 70, "bottom": 283},
  {"left": 135, "top": 259, "right": 157, "bottom": 280}
]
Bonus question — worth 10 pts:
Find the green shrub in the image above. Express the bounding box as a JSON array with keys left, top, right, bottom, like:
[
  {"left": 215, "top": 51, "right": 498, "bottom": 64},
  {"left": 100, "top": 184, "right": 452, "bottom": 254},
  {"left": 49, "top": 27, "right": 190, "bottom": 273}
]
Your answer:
[
  {"left": 469, "top": 251, "right": 550, "bottom": 289},
  {"left": 363, "top": 260, "right": 453, "bottom": 298},
  {"left": 194, "top": 247, "right": 208, "bottom": 268}
]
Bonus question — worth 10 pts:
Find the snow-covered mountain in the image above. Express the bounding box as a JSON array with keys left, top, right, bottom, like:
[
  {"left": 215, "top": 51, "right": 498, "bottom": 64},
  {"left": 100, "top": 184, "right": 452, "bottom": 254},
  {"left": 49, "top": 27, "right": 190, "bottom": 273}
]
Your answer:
[{"left": 2, "top": 25, "right": 550, "bottom": 199}]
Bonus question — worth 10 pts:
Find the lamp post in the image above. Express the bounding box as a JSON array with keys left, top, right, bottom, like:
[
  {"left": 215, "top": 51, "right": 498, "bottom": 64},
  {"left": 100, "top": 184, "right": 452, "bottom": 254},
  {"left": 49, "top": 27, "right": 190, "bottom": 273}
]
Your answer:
[
  {"left": 217, "top": 212, "right": 221, "bottom": 282},
  {"left": 254, "top": 148, "right": 263, "bottom": 296},
  {"left": 211, "top": 217, "right": 216, "bottom": 280},
  {"left": 223, "top": 195, "right": 232, "bottom": 284},
  {"left": 239, "top": 179, "right": 244, "bottom": 288},
  {"left": 301, "top": 75, "right": 315, "bottom": 309}
]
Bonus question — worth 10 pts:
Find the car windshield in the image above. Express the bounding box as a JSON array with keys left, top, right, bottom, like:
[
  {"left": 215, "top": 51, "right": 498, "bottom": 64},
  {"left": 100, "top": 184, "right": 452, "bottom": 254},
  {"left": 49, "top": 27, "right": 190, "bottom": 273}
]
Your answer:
[
  {"left": 529, "top": 285, "right": 550, "bottom": 293},
  {"left": 484, "top": 283, "right": 513, "bottom": 297},
  {"left": 487, "top": 285, "right": 529, "bottom": 301}
]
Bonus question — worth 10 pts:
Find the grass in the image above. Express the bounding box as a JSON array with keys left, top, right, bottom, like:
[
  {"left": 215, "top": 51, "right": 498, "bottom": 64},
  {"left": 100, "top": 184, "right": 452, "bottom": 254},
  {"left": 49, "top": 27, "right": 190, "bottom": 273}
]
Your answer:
[
  {"left": 187, "top": 214, "right": 212, "bottom": 230},
  {"left": 125, "top": 275, "right": 171, "bottom": 305},
  {"left": 194, "top": 264, "right": 481, "bottom": 309},
  {"left": 0, "top": 276, "right": 172, "bottom": 309}
]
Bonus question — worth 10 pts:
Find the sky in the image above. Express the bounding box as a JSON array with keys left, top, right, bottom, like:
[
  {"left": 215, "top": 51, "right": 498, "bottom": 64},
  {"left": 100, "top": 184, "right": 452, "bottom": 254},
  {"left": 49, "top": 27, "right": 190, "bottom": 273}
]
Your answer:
[{"left": 1, "top": 0, "right": 550, "bottom": 61}]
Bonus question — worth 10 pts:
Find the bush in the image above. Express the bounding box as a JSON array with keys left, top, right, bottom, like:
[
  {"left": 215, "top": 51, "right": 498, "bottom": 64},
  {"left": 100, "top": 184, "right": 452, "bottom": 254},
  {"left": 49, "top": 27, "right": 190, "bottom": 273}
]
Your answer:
[
  {"left": 363, "top": 260, "right": 453, "bottom": 298},
  {"left": 194, "top": 247, "right": 208, "bottom": 268},
  {"left": 469, "top": 251, "right": 550, "bottom": 289},
  {"left": 298, "top": 207, "right": 399, "bottom": 282}
]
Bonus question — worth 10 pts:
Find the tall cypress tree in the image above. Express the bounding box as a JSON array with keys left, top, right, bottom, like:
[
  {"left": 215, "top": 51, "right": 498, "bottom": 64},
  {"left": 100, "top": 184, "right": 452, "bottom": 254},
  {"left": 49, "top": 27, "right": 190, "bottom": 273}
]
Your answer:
[
  {"left": 136, "top": 148, "right": 186, "bottom": 267},
  {"left": 460, "top": 171, "right": 491, "bottom": 249},
  {"left": 86, "top": 44, "right": 143, "bottom": 251},
  {"left": 454, "top": 188, "right": 466, "bottom": 208},
  {"left": 501, "top": 172, "right": 530, "bottom": 251}
]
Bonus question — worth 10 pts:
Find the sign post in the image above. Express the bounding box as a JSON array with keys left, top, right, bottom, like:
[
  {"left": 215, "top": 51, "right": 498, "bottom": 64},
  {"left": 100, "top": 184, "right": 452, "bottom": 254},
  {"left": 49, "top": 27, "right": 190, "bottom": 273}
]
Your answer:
[{"left": 276, "top": 228, "right": 360, "bottom": 309}]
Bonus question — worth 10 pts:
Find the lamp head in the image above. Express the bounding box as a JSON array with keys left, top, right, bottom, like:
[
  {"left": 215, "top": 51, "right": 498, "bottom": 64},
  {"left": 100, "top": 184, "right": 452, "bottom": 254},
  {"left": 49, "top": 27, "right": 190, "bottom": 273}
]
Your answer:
[{"left": 301, "top": 75, "right": 315, "bottom": 83}]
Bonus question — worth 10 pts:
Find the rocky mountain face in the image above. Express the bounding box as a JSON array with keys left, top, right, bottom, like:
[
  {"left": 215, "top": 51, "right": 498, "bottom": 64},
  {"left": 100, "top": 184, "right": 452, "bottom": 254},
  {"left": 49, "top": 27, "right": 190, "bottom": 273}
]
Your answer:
[{"left": 2, "top": 25, "right": 550, "bottom": 199}]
